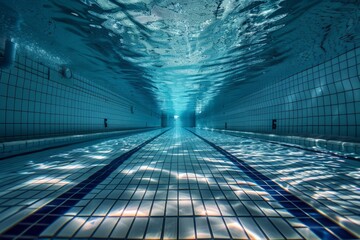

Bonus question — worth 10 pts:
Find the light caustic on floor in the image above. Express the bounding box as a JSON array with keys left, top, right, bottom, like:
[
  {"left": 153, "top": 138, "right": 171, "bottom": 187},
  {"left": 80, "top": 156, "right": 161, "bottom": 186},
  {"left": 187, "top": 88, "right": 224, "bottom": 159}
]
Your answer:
[{"left": 0, "top": 128, "right": 358, "bottom": 239}]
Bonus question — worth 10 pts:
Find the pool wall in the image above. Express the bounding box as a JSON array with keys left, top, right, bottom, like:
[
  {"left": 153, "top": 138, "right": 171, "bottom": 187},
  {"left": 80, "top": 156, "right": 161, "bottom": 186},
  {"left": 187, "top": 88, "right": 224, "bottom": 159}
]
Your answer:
[
  {"left": 197, "top": 46, "right": 360, "bottom": 141},
  {"left": 0, "top": 54, "right": 161, "bottom": 143}
]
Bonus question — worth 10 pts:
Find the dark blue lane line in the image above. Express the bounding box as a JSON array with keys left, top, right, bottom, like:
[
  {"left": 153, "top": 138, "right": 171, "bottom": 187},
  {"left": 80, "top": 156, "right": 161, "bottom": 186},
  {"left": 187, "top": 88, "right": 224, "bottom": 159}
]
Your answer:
[
  {"left": 188, "top": 129, "right": 358, "bottom": 240},
  {"left": 0, "top": 129, "right": 169, "bottom": 240}
]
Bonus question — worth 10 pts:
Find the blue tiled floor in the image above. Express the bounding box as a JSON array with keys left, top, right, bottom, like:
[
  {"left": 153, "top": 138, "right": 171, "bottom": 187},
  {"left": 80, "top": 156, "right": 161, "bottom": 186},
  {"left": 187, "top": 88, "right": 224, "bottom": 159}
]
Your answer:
[{"left": 0, "top": 128, "right": 358, "bottom": 239}]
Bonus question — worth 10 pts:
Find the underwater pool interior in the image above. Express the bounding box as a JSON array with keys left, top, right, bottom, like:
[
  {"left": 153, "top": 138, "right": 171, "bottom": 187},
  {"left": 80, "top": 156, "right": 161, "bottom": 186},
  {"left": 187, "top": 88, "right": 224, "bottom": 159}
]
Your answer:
[{"left": 0, "top": 0, "right": 360, "bottom": 239}]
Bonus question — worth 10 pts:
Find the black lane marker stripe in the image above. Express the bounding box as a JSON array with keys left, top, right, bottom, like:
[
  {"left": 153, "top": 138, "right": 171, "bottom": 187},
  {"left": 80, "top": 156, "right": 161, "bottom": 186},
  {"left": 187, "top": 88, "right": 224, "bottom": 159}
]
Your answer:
[
  {"left": 0, "top": 129, "right": 169, "bottom": 239},
  {"left": 188, "top": 129, "right": 357, "bottom": 240}
]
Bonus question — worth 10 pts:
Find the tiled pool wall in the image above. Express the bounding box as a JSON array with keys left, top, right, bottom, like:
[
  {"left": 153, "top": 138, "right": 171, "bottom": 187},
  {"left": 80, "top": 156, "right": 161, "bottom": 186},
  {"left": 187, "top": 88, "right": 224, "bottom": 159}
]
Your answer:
[
  {"left": 0, "top": 53, "right": 162, "bottom": 157},
  {"left": 0, "top": 54, "right": 161, "bottom": 143},
  {"left": 197, "top": 46, "right": 360, "bottom": 141}
]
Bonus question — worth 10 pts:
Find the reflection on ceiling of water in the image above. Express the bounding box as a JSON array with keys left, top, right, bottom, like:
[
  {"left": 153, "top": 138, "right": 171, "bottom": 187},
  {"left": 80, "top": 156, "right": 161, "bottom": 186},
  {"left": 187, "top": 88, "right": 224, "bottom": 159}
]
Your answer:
[{"left": 0, "top": 0, "right": 359, "bottom": 114}]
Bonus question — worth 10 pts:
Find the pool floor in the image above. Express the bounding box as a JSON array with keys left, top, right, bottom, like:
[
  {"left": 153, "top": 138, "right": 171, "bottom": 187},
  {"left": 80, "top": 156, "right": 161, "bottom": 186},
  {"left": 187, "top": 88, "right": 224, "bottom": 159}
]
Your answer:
[{"left": 0, "top": 128, "right": 358, "bottom": 239}]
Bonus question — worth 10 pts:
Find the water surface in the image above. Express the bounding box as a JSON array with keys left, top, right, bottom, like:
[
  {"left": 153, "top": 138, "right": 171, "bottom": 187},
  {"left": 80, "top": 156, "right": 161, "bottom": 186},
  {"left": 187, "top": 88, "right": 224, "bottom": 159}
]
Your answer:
[{"left": 0, "top": 0, "right": 359, "bottom": 114}]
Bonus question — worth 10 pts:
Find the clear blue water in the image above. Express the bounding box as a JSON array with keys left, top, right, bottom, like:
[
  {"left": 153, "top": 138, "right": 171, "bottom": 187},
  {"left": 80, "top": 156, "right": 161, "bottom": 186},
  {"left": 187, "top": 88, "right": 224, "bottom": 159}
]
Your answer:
[{"left": 0, "top": 0, "right": 359, "bottom": 114}]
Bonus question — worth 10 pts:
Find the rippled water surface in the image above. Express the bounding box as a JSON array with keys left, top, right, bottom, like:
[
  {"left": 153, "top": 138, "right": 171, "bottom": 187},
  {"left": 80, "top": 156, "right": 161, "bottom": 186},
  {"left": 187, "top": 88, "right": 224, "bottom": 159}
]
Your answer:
[{"left": 0, "top": 0, "right": 359, "bottom": 113}]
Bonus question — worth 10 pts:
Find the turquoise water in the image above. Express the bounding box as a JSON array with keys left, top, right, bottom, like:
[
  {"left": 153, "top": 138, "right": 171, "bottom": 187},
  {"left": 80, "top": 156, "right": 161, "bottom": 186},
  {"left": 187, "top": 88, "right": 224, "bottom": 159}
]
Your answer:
[{"left": 1, "top": 0, "right": 359, "bottom": 114}]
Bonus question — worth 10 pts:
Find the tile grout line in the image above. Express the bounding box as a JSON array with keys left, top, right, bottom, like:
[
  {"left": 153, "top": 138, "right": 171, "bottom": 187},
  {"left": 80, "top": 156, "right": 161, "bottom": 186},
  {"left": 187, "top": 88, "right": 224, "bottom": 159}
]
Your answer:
[
  {"left": 0, "top": 129, "right": 169, "bottom": 240},
  {"left": 187, "top": 129, "right": 358, "bottom": 240}
]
